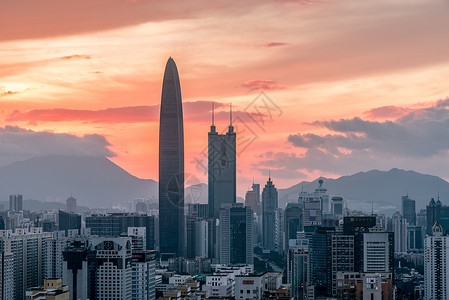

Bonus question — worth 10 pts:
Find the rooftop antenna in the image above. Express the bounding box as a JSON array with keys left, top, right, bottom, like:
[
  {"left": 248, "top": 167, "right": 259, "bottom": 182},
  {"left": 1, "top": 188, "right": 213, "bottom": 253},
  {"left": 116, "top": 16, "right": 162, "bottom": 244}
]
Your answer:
[
  {"left": 212, "top": 102, "right": 215, "bottom": 126},
  {"left": 210, "top": 102, "right": 216, "bottom": 132},
  {"left": 228, "top": 102, "right": 234, "bottom": 133},
  {"left": 230, "top": 102, "right": 232, "bottom": 126}
]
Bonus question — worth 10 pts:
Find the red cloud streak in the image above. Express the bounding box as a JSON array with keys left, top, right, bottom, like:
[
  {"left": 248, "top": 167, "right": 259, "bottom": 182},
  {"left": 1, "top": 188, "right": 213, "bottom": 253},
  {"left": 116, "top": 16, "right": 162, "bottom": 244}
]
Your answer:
[
  {"left": 263, "top": 42, "right": 290, "bottom": 47},
  {"left": 6, "top": 102, "right": 267, "bottom": 125},
  {"left": 242, "top": 80, "right": 286, "bottom": 91},
  {"left": 59, "top": 54, "right": 91, "bottom": 60}
]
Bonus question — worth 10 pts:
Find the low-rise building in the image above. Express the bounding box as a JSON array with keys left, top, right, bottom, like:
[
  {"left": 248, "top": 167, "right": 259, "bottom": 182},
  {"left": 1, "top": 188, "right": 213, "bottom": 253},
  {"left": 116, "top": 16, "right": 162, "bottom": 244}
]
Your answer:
[{"left": 25, "top": 278, "right": 69, "bottom": 300}]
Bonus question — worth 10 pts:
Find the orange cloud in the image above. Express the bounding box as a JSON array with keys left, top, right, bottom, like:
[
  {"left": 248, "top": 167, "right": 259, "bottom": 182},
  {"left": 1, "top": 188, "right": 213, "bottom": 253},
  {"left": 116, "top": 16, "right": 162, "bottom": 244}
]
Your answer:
[
  {"left": 7, "top": 106, "right": 159, "bottom": 124},
  {"left": 242, "top": 80, "right": 286, "bottom": 91},
  {"left": 262, "top": 42, "right": 290, "bottom": 47},
  {"left": 0, "top": 90, "right": 20, "bottom": 97},
  {"left": 59, "top": 54, "right": 91, "bottom": 60},
  {"left": 363, "top": 105, "right": 414, "bottom": 120},
  {"left": 5, "top": 101, "right": 230, "bottom": 124}
]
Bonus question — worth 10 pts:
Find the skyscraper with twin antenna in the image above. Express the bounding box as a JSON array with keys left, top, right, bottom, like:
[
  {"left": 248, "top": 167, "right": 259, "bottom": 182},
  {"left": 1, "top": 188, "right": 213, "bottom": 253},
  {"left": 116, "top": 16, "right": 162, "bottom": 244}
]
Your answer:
[
  {"left": 208, "top": 103, "right": 236, "bottom": 218},
  {"left": 159, "top": 57, "right": 185, "bottom": 257}
]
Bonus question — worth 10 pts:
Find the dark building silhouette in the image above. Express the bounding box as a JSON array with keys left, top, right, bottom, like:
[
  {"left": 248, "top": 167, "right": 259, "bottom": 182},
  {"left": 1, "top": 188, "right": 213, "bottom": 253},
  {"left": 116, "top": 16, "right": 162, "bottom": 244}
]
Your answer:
[
  {"left": 9, "top": 194, "right": 22, "bottom": 212},
  {"left": 262, "top": 176, "right": 278, "bottom": 251},
  {"left": 58, "top": 210, "right": 81, "bottom": 234},
  {"left": 304, "top": 226, "right": 335, "bottom": 297},
  {"left": 219, "top": 204, "right": 253, "bottom": 265},
  {"left": 326, "top": 217, "right": 394, "bottom": 296},
  {"left": 42, "top": 220, "right": 56, "bottom": 232},
  {"left": 426, "top": 197, "right": 449, "bottom": 235},
  {"left": 85, "top": 213, "right": 156, "bottom": 251},
  {"left": 285, "top": 202, "right": 302, "bottom": 251},
  {"left": 331, "top": 196, "right": 344, "bottom": 215},
  {"left": 187, "top": 203, "right": 208, "bottom": 219},
  {"left": 62, "top": 240, "right": 91, "bottom": 300},
  {"left": 159, "top": 57, "right": 185, "bottom": 257},
  {"left": 401, "top": 195, "right": 416, "bottom": 225},
  {"left": 208, "top": 103, "right": 236, "bottom": 218}
]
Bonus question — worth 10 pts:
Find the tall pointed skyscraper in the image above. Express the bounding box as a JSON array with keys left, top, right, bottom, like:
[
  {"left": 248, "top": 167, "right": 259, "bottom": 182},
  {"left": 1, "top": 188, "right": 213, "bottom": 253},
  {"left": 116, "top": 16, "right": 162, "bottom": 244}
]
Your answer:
[
  {"left": 262, "top": 175, "right": 279, "bottom": 251},
  {"left": 159, "top": 57, "right": 185, "bottom": 257},
  {"left": 208, "top": 103, "right": 237, "bottom": 218}
]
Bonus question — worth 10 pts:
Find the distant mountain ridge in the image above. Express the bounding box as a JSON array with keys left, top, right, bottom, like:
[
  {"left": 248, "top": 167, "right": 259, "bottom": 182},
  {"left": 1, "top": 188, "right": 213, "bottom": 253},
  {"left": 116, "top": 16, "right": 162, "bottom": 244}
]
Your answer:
[
  {"left": 0, "top": 155, "right": 447, "bottom": 213},
  {"left": 0, "top": 155, "right": 158, "bottom": 208},
  {"left": 278, "top": 168, "right": 449, "bottom": 213}
]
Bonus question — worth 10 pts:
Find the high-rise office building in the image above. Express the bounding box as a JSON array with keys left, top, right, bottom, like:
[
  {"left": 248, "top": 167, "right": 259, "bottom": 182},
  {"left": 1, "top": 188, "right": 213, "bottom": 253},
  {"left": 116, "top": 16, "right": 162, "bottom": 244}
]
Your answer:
[
  {"left": 58, "top": 210, "right": 81, "bottom": 235},
  {"left": 262, "top": 176, "right": 279, "bottom": 251},
  {"left": 402, "top": 195, "right": 416, "bottom": 225},
  {"left": 285, "top": 203, "right": 302, "bottom": 252},
  {"left": 159, "top": 57, "right": 185, "bottom": 257},
  {"left": 9, "top": 194, "right": 22, "bottom": 212},
  {"left": 0, "top": 251, "right": 14, "bottom": 300},
  {"left": 425, "top": 222, "right": 449, "bottom": 300},
  {"left": 208, "top": 103, "right": 236, "bottom": 218},
  {"left": 62, "top": 239, "right": 91, "bottom": 300},
  {"left": 304, "top": 226, "right": 335, "bottom": 297},
  {"left": 219, "top": 204, "right": 253, "bottom": 265},
  {"left": 92, "top": 237, "right": 133, "bottom": 299},
  {"left": 85, "top": 213, "right": 155, "bottom": 250},
  {"left": 329, "top": 233, "right": 355, "bottom": 296},
  {"left": 252, "top": 183, "right": 260, "bottom": 202},
  {"left": 361, "top": 231, "right": 393, "bottom": 273},
  {"left": 303, "top": 198, "right": 321, "bottom": 227},
  {"left": 417, "top": 208, "right": 427, "bottom": 235},
  {"left": 245, "top": 189, "right": 258, "bottom": 214},
  {"left": 131, "top": 250, "right": 156, "bottom": 300},
  {"left": 391, "top": 211, "right": 407, "bottom": 253},
  {"left": 0, "top": 228, "right": 52, "bottom": 300},
  {"left": 43, "top": 230, "right": 67, "bottom": 280},
  {"left": 186, "top": 218, "right": 208, "bottom": 258},
  {"left": 252, "top": 182, "right": 261, "bottom": 215},
  {"left": 407, "top": 225, "right": 423, "bottom": 252},
  {"left": 128, "top": 227, "right": 146, "bottom": 251},
  {"left": 426, "top": 197, "right": 449, "bottom": 235},
  {"left": 66, "top": 196, "right": 77, "bottom": 213},
  {"left": 331, "top": 196, "right": 344, "bottom": 215},
  {"left": 314, "top": 179, "right": 329, "bottom": 214},
  {"left": 327, "top": 216, "right": 391, "bottom": 297},
  {"left": 287, "top": 237, "right": 310, "bottom": 300},
  {"left": 187, "top": 203, "right": 208, "bottom": 219}
]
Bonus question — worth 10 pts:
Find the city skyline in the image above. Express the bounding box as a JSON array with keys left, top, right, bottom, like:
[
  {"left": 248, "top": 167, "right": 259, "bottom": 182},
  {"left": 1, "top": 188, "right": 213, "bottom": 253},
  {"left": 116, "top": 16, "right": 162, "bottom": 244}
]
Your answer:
[{"left": 1, "top": 1, "right": 449, "bottom": 196}]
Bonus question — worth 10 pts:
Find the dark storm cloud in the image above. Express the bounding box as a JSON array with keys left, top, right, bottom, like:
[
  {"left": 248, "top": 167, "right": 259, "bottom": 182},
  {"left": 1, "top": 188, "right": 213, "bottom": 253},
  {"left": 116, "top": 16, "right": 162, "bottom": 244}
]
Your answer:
[
  {"left": 0, "top": 126, "right": 115, "bottom": 166},
  {"left": 253, "top": 98, "right": 449, "bottom": 176}
]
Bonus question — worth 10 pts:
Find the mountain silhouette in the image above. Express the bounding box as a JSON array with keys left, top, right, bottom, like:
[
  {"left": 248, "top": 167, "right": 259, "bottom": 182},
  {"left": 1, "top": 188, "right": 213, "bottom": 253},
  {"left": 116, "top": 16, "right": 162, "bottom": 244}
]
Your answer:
[{"left": 278, "top": 168, "right": 449, "bottom": 213}]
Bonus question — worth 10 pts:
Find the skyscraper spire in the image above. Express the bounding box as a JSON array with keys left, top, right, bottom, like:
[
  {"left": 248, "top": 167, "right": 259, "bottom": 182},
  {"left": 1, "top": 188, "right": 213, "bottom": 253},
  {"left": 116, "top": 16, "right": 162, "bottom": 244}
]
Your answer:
[
  {"left": 210, "top": 101, "right": 216, "bottom": 132},
  {"left": 159, "top": 57, "right": 185, "bottom": 257},
  {"left": 230, "top": 102, "right": 232, "bottom": 125},
  {"left": 209, "top": 101, "right": 236, "bottom": 218},
  {"left": 228, "top": 102, "right": 234, "bottom": 133}
]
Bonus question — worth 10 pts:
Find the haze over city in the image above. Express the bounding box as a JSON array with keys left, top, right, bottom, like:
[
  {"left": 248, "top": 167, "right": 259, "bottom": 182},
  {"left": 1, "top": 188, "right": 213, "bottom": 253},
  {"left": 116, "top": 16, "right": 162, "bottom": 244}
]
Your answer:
[{"left": 2, "top": 0, "right": 449, "bottom": 197}]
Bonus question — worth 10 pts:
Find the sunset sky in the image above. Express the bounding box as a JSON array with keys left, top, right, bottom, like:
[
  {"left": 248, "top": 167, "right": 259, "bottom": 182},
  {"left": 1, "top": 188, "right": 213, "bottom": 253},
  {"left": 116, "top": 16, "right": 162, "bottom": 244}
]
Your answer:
[{"left": 1, "top": 0, "right": 449, "bottom": 196}]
